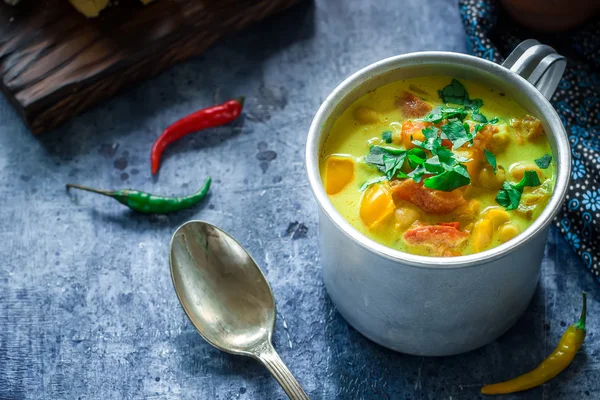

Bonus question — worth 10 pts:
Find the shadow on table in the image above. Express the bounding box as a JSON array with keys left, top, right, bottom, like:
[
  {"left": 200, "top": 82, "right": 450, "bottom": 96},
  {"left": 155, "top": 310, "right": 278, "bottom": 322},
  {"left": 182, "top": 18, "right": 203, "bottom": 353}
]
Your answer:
[{"left": 34, "top": 0, "right": 317, "bottom": 162}]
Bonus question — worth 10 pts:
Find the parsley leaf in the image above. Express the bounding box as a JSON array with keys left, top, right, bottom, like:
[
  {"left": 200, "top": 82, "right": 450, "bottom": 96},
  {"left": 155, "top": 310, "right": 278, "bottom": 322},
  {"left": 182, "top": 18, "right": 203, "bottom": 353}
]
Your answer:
[
  {"left": 423, "top": 106, "right": 468, "bottom": 124},
  {"left": 496, "top": 170, "right": 541, "bottom": 210},
  {"left": 407, "top": 148, "right": 427, "bottom": 169},
  {"left": 516, "top": 170, "right": 541, "bottom": 190},
  {"left": 484, "top": 149, "right": 497, "bottom": 173},
  {"left": 438, "top": 79, "right": 469, "bottom": 105},
  {"left": 441, "top": 121, "right": 471, "bottom": 149},
  {"left": 489, "top": 117, "right": 499, "bottom": 124},
  {"left": 365, "top": 146, "right": 407, "bottom": 180},
  {"left": 382, "top": 130, "right": 393, "bottom": 143},
  {"left": 496, "top": 183, "right": 522, "bottom": 210},
  {"left": 424, "top": 164, "right": 470, "bottom": 191},
  {"left": 534, "top": 154, "right": 552, "bottom": 169},
  {"left": 359, "top": 176, "right": 387, "bottom": 191},
  {"left": 471, "top": 110, "right": 487, "bottom": 123},
  {"left": 407, "top": 164, "right": 426, "bottom": 183},
  {"left": 438, "top": 79, "right": 483, "bottom": 110},
  {"left": 413, "top": 127, "right": 442, "bottom": 152},
  {"left": 423, "top": 155, "right": 446, "bottom": 174},
  {"left": 408, "top": 126, "right": 472, "bottom": 191},
  {"left": 468, "top": 99, "right": 483, "bottom": 110}
]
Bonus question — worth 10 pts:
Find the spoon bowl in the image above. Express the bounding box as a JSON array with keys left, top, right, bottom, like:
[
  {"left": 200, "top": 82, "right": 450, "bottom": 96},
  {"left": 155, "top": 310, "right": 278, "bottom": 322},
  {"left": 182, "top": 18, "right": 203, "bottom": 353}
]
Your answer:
[{"left": 170, "top": 221, "right": 308, "bottom": 399}]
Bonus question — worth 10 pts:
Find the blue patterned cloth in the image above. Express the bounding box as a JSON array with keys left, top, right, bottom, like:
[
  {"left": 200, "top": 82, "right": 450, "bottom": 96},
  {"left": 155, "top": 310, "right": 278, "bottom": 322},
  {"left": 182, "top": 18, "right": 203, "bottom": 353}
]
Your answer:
[{"left": 459, "top": 0, "right": 600, "bottom": 283}]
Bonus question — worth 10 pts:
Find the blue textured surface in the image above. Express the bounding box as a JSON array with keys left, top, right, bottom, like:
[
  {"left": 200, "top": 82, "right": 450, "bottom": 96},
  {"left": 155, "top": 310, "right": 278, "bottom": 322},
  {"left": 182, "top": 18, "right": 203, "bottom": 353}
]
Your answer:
[{"left": 0, "top": 1, "right": 598, "bottom": 399}]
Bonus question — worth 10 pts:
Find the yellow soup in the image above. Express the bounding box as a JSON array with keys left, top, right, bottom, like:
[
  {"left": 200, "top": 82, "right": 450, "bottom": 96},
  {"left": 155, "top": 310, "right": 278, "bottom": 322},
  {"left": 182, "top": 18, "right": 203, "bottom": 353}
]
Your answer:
[{"left": 320, "top": 77, "right": 555, "bottom": 257}]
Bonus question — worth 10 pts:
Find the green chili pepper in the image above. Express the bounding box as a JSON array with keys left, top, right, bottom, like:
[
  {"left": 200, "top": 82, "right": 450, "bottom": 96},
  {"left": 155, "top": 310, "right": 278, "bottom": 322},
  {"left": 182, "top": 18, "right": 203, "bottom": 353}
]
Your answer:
[{"left": 66, "top": 177, "right": 211, "bottom": 214}]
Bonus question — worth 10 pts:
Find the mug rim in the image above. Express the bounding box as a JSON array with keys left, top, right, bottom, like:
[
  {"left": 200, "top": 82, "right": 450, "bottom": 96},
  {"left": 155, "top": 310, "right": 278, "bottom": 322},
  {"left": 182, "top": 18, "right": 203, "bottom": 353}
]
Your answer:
[{"left": 305, "top": 51, "right": 571, "bottom": 269}]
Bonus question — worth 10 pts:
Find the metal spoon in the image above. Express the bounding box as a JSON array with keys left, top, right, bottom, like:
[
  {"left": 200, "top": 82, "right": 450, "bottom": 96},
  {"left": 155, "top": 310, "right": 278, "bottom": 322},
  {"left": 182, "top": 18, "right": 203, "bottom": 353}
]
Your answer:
[{"left": 169, "top": 221, "right": 309, "bottom": 400}]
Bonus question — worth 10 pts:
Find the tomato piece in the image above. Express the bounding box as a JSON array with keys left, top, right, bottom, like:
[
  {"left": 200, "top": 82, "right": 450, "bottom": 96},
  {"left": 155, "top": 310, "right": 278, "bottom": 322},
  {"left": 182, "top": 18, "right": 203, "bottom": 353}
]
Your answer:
[
  {"left": 398, "top": 120, "right": 432, "bottom": 149},
  {"left": 391, "top": 179, "right": 466, "bottom": 213},
  {"left": 473, "top": 123, "right": 497, "bottom": 150},
  {"left": 438, "top": 222, "right": 461, "bottom": 230},
  {"left": 403, "top": 225, "right": 469, "bottom": 256},
  {"left": 397, "top": 92, "right": 432, "bottom": 118},
  {"left": 441, "top": 139, "right": 453, "bottom": 149},
  {"left": 324, "top": 156, "right": 354, "bottom": 195}
]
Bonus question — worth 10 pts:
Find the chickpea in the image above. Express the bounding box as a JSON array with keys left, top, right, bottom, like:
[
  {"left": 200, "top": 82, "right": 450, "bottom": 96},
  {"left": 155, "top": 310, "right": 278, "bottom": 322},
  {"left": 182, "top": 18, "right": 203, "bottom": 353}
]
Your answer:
[
  {"left": 395, "top": 204, "right": 421, "bottom": 230},
  {"left": 509, "top": 162, "right": 542, "bottom": 182},
  {"left": 354, "top": 106, "right": 380, "bottom": 124},
  {"left": 511, "top": 115, "right": 545, "bottom": 143},
  {"left": 484, "top": 207, "right": 510, "bottom": 230},
  {"left": 498, "top": 223, "right": 520, "bottom": 243},
  {"left": 488, "top": 131, "right": 510, "bottom": 153},
  {"left": 477, "top": 166, "right": 506, "bottom": 190}
]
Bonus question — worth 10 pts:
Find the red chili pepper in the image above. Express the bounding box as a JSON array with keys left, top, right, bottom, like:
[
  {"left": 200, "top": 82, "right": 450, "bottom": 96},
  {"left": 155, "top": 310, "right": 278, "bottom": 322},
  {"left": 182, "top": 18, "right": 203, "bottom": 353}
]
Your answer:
[{"left": 151, "top": 97, "right": 245, "bottom": 174}]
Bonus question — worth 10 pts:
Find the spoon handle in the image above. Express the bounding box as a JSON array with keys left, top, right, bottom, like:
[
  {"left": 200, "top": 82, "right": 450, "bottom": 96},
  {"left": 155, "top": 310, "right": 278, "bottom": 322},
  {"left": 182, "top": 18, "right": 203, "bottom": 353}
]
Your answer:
[{"left": 253, "top": 341, "right": 309, "bottom": 400}]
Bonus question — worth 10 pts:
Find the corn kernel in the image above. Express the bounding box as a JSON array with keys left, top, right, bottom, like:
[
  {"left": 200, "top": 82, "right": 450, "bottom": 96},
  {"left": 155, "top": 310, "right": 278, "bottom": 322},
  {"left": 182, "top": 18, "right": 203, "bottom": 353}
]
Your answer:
[
  {"left": 472, "top": 219, "right": 494, "bottom": 252},
  {"left": 498, "top": 223, "right": 520, "bottom": 243},
  {"left": 483, "top": 207, "right": 510, "bottom": 230}
]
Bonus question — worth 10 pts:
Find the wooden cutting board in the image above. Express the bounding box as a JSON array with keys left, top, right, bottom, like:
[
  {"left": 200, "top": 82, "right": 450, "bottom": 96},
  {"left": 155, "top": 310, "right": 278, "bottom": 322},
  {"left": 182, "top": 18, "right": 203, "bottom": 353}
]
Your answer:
[{"left": 0, "top": 0, "right": 300, "bottom": 134}]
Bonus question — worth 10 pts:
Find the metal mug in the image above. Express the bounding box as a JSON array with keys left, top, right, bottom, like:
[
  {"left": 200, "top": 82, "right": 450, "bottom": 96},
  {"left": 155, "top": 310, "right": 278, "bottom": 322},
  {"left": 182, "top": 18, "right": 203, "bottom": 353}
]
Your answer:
[{"left": 305, "top": 40, "right": 570, "bottom": 356}]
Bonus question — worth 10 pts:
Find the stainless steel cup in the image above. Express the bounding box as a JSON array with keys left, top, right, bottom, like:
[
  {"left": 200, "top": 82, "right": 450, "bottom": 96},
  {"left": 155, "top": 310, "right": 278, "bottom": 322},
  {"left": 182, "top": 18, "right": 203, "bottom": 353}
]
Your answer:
[{"left": 305, "top": 40, "right": 570, "bottom": 356}]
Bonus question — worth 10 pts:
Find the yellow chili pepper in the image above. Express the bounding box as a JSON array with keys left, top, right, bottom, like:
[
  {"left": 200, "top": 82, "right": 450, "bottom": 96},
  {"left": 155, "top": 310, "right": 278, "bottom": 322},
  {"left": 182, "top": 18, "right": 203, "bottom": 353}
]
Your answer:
[{"left": 481, "top": 292, "right": 587, "bottom": 395}]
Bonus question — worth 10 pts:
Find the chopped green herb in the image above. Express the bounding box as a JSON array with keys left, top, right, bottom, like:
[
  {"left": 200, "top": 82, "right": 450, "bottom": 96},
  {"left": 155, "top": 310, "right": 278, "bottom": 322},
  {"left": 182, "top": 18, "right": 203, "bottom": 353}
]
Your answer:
[
  {"left": 484, "top": 149, "right": 497, "bottom": 173},
  {"left": 359, "top": 176, "right": 387, "bottom": 191},
  {"left": 489, "top": 117, "right": 499, "bottom": 124},
  {"left": 424, "top": 164, "right": 470, "bottom": 191},
  {"left": 365, "top": 146, "right": 407, "bottom": 180},
  {"left": 438, "top": 79, "right": 483, "bottom": 110},
  {"left": 496, "top": 183, "right": 522, "bottom": 211},
  {"left": 471, "top": 110, "right": 487, "bottom": 123},
  {"left": 407, "top": 164, "right": 426, "bottom": 183},
  {"left": 463, "top": 122, "right": 475, "bottom": 145},
  {"left": 535, "top": 154, "right": 552, "bottom": 169},
  {"left": 438, "top": 79, "right": 468, "bottom": 105},
  {"left": 469, "top": 99, "right": 484, "bottom": 110},
  {"left": 412, "top": 127, "right": 441, "bottom": 152},
  {"left": 407, "top": 148, "right": 427, "bottom": 169},
  {"left": 496, "top": 170, "right": 541, "bottom": 210},
  {"left": 382, "top": 130, "right": 393, "bottom": 143},
  {"left": 423, "top": 106, "right": 468, "bottom": 124},
  {"left": 441, "top": 121, "right": 471, "bottom": 149},
  {"left": 423, "top": 155, "right": 446, "bottom": 174},
  {"left": 408, "top": 126, "right": 472, "bottom": 191},
  {"left": 396, "top": 170, "right": 409, "bottom": 179}
]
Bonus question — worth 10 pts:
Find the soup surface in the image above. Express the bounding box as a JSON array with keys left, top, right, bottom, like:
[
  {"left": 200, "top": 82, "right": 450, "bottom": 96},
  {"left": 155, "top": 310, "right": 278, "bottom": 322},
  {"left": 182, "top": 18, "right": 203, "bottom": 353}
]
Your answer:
[{"left": 320, "top": 77, "right": 555, "bottom": 257}]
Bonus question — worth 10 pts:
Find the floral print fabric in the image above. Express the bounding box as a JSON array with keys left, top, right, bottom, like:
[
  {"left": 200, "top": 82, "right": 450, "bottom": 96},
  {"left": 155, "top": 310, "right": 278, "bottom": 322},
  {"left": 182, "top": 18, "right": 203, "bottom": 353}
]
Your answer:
[{"left": 459, "top": 0, "right": 600, "bottom": 282}]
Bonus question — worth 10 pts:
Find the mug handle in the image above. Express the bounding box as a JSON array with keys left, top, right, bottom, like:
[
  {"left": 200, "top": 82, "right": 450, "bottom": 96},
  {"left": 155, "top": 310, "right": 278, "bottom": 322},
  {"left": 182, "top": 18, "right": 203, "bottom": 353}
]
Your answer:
[{"left": 501, "top": 39, "right": 567, "bottom": 100}]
